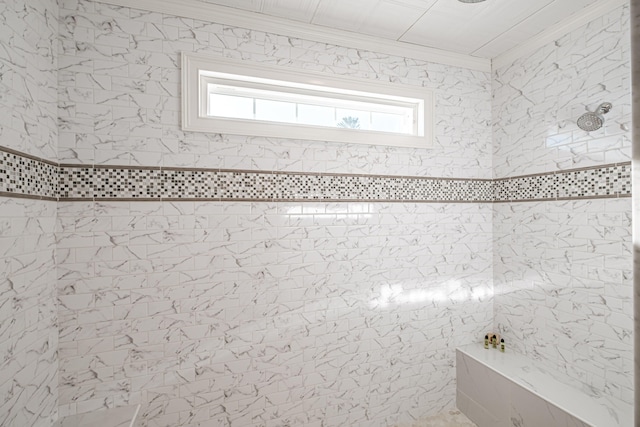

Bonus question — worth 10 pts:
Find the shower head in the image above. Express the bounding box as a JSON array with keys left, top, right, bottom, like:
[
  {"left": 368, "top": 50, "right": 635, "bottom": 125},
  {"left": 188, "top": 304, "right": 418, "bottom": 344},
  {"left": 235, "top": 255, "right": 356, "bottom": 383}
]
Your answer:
[{"left": 576, "top": 102, "right": 612, "bottom": 131}]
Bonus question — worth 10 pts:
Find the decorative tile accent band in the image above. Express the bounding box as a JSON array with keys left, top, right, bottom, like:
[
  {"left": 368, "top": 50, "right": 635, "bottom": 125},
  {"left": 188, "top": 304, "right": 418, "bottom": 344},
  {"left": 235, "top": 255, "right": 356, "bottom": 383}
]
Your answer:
[
  {"left": 60, "top": 166, "right": 495, "bottom": 202},
  {"left": 0, "top": 146, "right": 631, "bottom": 202},
  {"left": 0, "top": 147, "right": 58, "bottom": 200},
  {"left": 494, "top": 163, "right": 632, "bottom": 202}
]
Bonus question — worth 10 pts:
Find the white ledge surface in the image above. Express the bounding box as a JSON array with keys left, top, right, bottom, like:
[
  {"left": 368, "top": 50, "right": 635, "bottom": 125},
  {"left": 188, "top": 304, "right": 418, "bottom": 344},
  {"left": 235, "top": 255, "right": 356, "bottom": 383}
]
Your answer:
[
  {"left": 55, "top": 405, "right": 140, "bottom": 427},
  {"left": 457, "top": 343, "right": 632, "bottom": 427}
]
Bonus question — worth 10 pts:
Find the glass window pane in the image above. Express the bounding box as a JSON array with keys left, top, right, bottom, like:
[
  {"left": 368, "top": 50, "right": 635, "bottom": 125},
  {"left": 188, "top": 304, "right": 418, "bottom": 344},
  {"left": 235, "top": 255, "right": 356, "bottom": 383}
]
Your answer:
[
  {"left": 208, "top": 93, "right": 253, "bottom": 119},
  {"left": 203, "top": 76, "right": 422, "bottom": 137},
  {"left": 297, "top": 104, "right": 335, "bottom": 127},
  {"left": 371, "top": 112, "right": 411, "bottom": 134},
  {"left": 255, "top": 99, "right": 296, "bottom": 123}
]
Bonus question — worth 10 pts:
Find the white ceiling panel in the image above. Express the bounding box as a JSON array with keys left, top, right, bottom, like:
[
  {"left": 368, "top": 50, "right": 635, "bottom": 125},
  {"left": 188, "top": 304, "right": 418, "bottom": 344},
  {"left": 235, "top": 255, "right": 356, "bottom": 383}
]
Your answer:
[
  {"left": 399, "top": 0, "right": 556, "bottom": 54},
  {"left": 311, "top": 0, "right": 434, "bottom": 40},
  {"left": 196, "top": 0, "right": 263, "bottom": 12},
  {"left": 471, "top": 0, "right": 602, "bottom": 58},
  {"left": 190, "top": 0, "right": 615, "bottom": 59},
  {"left": 385, "top": 0, "right": 439, "bottom": 8},
  {"left": 261, "top": 0, "right": 320, "bottom": 23}
]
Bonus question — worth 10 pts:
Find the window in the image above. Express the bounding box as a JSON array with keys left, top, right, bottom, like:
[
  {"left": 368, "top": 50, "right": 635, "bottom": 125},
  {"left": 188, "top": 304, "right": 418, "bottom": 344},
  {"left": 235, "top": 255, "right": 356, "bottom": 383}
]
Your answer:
[{"left": 182, "top": 53, "right": 433, "bottom": 148}]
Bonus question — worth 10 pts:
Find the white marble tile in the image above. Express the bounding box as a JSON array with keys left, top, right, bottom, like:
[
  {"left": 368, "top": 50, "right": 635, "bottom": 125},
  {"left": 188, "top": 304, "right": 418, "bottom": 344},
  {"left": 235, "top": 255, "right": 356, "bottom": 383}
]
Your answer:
[
  {"left": 0, "top": 0, "right": 58, "bottom": 161},
  {"left": 55, "top": 404, "right": 140, "bottom": 427},
  {"left": 56, "top": 201, "right": 494, "bottom": 425},
  {"left": 509, "top": 385, "right": 590, "bottom": 427},
  {"left": 0, "top": 198, "right": 58, "bottom": 427},
  {"left": 456, "top": 350, "right": 511, "bottom": 422}
]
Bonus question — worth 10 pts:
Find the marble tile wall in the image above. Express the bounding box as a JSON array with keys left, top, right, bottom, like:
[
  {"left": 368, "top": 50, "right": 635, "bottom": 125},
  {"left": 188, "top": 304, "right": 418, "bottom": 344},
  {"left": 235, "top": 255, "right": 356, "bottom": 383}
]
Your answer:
[
  {"left": 0, "top": 0, "right": 59, "bottom": 426},
  {"left": 493, "top": 197, "right": 632, "bottom": 404},
  {"left": 0, "top": 0, "right": 632, "bottom": 426},
  {"left": 492, "top": 3, "right": 633, "bottom": 405},
  {"left": 0, "top": 0, "right": 621, "bottom": 424},
  {"left": 56, "top": 200, "right": 494, "bottom": 426},
  {"left": 57, "top": 0, "right": 492, "bottom": 179},
  {"left": 54, "top": 0, "right": 498, "bottom": 425},
  {"left": 1, "top": 0, "right": 58, "bottom": 161},
  {"left": 493, "top": 5, "right": 632, "bottom": 178},
  {"left": 631, "top": 0, "right": 640, "bottom": 423},
  {"left": 0, "top": 198, "right": 59, "bottom": 427}
]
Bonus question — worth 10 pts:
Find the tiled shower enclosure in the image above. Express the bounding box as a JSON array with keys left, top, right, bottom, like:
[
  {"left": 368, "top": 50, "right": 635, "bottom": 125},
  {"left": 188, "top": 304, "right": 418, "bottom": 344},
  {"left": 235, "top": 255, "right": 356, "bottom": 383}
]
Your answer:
[{"left": 0, "top": 0, "right": 633, "bottom": 426}]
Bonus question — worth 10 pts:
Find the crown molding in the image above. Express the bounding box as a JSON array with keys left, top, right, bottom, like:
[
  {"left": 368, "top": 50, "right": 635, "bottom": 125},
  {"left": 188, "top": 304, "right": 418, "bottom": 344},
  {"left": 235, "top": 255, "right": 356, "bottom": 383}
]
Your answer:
[
  {"left": 97, "top": 0, "right": 491, "bottom": 72},
  {"left": 492, "top": 0, "right": 628, "bottom": 71}
]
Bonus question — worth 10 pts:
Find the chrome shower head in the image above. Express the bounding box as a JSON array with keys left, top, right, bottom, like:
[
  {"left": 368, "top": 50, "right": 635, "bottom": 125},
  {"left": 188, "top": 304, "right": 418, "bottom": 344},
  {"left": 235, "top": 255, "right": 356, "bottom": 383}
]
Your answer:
[
  {"left": 577, "top": 112, "right": 603, "bottom": 131},
  {"left": 577, "top": 102, "right": 612, "bottom": 131}
]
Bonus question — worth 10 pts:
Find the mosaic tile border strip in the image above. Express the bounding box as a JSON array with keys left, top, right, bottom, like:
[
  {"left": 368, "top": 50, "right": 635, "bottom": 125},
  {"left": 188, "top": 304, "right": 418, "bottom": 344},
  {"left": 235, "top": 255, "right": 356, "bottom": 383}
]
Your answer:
[
  {"left": 494, "top": 164, "right": 632, "bottom": 202},
  {"left": 0, "top": 146, "right": 631, "bottom": 203},
  {"left": 59, "top": 166, "right": 495, "bottom": 202},
  {"left": 0, "top": 146, "right": 58, "bottom": 200}
]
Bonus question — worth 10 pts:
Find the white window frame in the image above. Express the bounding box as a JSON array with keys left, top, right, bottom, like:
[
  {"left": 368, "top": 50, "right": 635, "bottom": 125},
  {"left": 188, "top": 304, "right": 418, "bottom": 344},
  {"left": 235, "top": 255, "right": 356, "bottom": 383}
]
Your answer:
[{"left": 181, "top": 52, "right": 434, "bottom": 149}]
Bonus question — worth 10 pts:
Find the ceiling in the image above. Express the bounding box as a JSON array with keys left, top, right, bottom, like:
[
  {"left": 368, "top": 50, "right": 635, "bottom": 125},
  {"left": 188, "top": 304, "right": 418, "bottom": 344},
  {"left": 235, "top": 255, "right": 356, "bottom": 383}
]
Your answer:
[{"left": 193, "top": 0, "right": 602, "bottom": 58}]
